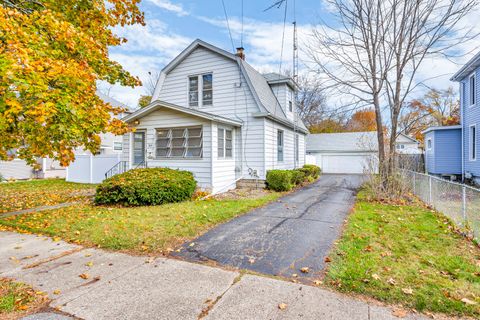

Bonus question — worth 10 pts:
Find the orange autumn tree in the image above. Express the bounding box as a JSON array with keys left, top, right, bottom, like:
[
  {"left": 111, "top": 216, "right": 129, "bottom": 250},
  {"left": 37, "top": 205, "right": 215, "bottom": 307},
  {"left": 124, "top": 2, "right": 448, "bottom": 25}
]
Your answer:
[
  {"left": 0, "top": 0, "right": 144, "bottom": 166},
  {"left": 346, "top": 108, "right": 377, "bottom": 132}
]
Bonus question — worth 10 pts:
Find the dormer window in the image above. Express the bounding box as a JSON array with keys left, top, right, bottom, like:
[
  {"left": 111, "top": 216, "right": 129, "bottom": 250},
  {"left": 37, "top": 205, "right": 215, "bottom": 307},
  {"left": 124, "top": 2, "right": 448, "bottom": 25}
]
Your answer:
[{"left": 188, "top": 73, "right": 213, "bottom": 107}]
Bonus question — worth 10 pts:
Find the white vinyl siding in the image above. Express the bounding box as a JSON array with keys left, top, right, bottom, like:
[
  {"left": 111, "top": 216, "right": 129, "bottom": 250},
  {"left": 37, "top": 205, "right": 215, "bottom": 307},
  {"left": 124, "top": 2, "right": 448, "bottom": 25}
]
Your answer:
[
  {"left": 124, "top": 108, "right": 212, "bottom": 190},
  {"left": 155, "top": 46, "right": 265, "bottom": 179},
  {"left": 0, "top": 159, "right": 34, "bottom": 180},
  {"left": 211, "top": 123, "right": 236, "bottom": 193},
  {"left": 264, "top": 118, "right": 306, "bottom": 171}
]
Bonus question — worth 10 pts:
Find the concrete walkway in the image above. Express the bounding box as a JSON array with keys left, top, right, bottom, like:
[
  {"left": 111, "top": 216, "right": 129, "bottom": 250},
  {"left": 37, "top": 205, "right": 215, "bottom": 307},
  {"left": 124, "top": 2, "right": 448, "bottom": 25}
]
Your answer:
[
  {"left": 1, "top": 232, "right": 425, "bottom": 320},
  {"left": 175, "top": 175, "right": 364, "bottom": 281}
]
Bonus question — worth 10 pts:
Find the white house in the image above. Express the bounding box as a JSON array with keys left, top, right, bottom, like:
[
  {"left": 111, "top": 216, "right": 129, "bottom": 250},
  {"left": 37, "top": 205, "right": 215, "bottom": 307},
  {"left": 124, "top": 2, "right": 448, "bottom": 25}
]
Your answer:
[
  {"left": 119, "top": 39, "right": 308, "bottom": 193},
  {"left": 306, "top": 132, "right": 378, "bottom": 174},
  {"left": 395, "top": 133, "right": 421, "bottom": 154},
  {"left": 1, "top": 93, "right": 129, "bottom": 181}
]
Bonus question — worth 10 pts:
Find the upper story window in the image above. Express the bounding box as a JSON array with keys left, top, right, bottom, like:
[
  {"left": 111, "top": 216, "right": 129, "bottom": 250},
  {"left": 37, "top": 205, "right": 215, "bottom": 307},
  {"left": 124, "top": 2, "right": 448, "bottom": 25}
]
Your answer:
[
  {"left": 217, "top": 128, "right": 233, "bottom": 158},
  {"left": 155, "top": 126, "right": 203, "bottom": 158},
  {"left": 277, "top": 130, "right": 284, "bottom": 162},
  {"left": 469, "top": 74, "right": 476, "bottom": 106},
  {"left": 289, "top": 101, "right": 293, "bottom": 112},
  {"left": 189, "top": 73, "right": 213, "bottom": 107},
  {"left": 427, "top": 139, "right": 432, "bottom": 150}
]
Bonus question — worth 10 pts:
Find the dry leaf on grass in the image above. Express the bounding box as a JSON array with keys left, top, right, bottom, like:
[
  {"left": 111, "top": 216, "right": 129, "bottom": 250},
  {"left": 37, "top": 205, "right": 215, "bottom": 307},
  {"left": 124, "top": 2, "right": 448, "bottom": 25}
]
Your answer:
[
  {"left": 402, "top": 288, "right": 413, "bottom": 295},
  {"left": 461, "top": 298, "right": 477, "bottom": 305},
  {"left": 372, "top": 273, "right": 380, "bottom": 280},
  {"left": 387, "top": 278, "right": 396, "bottom": 286}
]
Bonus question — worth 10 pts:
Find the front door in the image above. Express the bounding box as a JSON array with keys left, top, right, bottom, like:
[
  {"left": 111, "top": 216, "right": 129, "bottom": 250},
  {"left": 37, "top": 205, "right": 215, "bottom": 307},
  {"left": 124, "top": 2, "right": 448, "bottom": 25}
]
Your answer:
[{"left": 133, "top": 132, "right": 145, "bottom": 165}]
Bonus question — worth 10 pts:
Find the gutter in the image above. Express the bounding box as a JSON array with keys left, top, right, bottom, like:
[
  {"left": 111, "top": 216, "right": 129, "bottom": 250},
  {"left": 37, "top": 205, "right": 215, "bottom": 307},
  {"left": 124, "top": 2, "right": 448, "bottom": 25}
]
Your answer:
[{"left": 252, "top": 112, "right": 309, "bottom": 134}]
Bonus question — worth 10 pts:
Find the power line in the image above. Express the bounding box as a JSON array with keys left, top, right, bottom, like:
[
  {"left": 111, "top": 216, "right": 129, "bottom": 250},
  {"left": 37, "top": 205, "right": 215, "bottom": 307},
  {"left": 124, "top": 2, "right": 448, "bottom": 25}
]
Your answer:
[
  {"left": 241, "top": 0, "right": 244, "bottom": 48},
  {"left": 221, "top": 0, "right": 235, "bottom": 53},
  {"left": 278, "top": 0, "right": 288, "bottom": 77}
]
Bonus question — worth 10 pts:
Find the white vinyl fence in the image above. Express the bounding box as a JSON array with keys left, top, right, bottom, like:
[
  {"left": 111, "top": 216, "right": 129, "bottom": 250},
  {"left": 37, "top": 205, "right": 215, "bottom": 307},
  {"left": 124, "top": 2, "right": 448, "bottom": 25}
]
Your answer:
[
  {"left": 401, "top": 170, "right": 480, "bottom": 240},
  {"left": 67, "top": 154, "right": 121, "bottom": 184}
]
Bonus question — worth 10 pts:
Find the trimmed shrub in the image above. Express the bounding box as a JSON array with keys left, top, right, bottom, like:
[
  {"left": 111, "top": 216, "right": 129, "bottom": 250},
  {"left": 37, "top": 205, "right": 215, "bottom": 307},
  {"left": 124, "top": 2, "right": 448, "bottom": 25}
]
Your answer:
[
  {"left": 95, "top": 168, "right": 197, "bottom": 206},
  {"left": 291, "top": 169, "right": 306, "bottom": 185},
  {"left": 266, "top": 170, "right": 294, "bottom": 191},
  {"left": 301, "top": 164, "right": 321, "bottom": 179}
]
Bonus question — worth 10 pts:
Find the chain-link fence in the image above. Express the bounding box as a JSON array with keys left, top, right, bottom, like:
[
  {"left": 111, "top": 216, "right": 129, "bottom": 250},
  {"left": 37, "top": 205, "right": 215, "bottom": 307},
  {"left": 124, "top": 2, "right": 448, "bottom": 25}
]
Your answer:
[{"left": 401, "top": 170, "right": 480, "bottom": 241}]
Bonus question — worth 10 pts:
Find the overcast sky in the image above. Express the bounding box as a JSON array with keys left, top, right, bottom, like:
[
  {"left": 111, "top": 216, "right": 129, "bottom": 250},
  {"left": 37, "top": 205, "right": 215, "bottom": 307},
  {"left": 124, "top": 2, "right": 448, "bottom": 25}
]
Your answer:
[{"left": 102, "top": 0, "right": 479, "bottom": 110}]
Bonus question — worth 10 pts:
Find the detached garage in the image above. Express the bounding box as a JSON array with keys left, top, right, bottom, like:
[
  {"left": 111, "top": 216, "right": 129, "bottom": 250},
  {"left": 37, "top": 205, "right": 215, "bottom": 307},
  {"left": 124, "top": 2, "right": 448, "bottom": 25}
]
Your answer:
[{"left": 306, "top": 132, "right": 378, "bottom": 174}]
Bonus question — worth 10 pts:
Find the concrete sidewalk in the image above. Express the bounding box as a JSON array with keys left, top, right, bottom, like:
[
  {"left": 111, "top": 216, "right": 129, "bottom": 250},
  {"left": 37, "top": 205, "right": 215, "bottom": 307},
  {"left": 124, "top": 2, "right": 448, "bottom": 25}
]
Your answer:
[{"left": 1, "top": 232, "right": 425, "bottom": 320}]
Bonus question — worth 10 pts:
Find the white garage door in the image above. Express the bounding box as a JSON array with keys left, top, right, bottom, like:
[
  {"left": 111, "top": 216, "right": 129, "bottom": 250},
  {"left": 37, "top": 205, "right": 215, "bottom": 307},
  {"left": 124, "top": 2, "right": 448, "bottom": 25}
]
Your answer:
[{"left": 315, "top": 154, "right": 377, "bottom": 174}]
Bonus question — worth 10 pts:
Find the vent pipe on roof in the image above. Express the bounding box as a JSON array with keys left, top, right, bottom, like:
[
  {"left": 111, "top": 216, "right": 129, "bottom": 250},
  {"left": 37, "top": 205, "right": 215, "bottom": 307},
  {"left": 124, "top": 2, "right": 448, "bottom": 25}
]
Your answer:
[{"left": 236, "top": 47, "right": 245, "bottom": 60}]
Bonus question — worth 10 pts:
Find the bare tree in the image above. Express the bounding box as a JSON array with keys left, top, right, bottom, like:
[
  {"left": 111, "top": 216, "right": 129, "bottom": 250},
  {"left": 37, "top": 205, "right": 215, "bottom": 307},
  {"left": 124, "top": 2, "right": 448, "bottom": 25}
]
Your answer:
[
  {"left": 296, "top": 74, "right": 328, "bottom": 126},
  {"left": 308, "top": 0, "right": 477, "bottom": 182},
  {"left": 144, "top": 71, "right": 161, "bottom": 96}
]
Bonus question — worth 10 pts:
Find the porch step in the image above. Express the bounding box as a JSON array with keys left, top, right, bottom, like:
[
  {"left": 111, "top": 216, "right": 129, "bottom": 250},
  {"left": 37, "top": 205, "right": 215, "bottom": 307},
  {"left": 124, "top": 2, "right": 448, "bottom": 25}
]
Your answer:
[{"left": 236, "top": 179, "right": 266, "bottom": 190}]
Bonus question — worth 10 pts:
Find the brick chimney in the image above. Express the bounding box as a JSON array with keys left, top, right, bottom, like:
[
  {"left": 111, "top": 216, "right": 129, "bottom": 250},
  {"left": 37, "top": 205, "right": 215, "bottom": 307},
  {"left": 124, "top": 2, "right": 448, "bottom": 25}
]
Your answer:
[{"left": 236, "top": 47, "right": 245, "bottom": 60}]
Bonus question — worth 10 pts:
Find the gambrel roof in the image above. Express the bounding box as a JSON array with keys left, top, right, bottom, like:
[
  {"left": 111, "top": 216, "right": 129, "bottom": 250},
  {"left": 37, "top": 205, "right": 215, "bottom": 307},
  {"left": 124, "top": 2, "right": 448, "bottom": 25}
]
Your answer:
[{"left": 153, "top": 39, "right": 308, "bottom": 133}]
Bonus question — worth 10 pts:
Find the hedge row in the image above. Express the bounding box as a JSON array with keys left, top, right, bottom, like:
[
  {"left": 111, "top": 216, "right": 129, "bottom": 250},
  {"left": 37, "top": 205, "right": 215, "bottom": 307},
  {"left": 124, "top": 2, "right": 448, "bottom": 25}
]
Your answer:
[
  {"left": 266, "top": 164, "right": 321, "bottom": 191},
  {"left": 95, "top": 168, "right": 196, "bottom": 206}
]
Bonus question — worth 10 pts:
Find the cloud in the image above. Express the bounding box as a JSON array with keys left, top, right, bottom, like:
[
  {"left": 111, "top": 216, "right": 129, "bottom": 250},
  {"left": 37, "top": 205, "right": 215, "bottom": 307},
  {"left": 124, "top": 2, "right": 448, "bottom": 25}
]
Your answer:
[
  {"left": 198, "top": 16, "right": 312, "bottom": 74},
  {"left": 146, "top": 0, "right": 189, "bottom": 16},
  {"left": 104, "top": 19, "right": 193, "bottom": 108}
]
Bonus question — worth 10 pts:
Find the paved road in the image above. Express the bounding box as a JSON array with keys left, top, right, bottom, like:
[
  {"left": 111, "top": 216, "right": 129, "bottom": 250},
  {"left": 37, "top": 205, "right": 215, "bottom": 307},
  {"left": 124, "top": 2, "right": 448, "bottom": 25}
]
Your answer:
[
  {"left": 0, "top": 231, "right": 425, "bottom": 320},
  {"left": 174, "top": 174, "right": 365, "bottom": 281}
]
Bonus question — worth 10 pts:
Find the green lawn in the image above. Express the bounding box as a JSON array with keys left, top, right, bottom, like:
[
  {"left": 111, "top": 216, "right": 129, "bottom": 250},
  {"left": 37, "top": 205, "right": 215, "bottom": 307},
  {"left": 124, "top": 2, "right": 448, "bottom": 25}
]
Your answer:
[
  {"left": 0, "top": 193, "right": 281, "bottom": 254},
  {"left": 0, "top": 278, "right": 48, "bottom": 318},
  {"left": 0, "top": 179, "right": 95, "bottom": 214},
  {"left": 325, "top": 191, "right": 480, "bottom": 318}
]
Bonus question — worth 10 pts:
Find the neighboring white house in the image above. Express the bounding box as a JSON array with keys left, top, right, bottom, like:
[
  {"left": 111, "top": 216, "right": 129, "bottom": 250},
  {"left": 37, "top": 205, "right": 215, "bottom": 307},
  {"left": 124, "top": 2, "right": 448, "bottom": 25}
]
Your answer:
[
  {"left": 1, "top": 93, "right": 129, "bottom": 181},
  {"left": 306, "top": 132, "right": 378, "bottom": 174},
  {"left": 395, "top": 133, "right": 422, "bottom": 154},
  {"left": 119, "top": 39, "right": 309, "bottom": 193}
]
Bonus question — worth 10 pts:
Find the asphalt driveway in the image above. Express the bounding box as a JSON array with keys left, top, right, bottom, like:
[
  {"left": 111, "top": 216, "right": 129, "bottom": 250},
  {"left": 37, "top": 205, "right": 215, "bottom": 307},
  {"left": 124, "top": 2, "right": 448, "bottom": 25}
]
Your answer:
[{"left": 174, "top": 174, "right": 365, "bottom": 281}]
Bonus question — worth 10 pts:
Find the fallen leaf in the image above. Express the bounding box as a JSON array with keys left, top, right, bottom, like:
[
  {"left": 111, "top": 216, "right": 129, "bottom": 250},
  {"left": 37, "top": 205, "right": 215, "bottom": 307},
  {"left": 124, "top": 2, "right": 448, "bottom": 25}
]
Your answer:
[
  {"left": 392, "top": 308, "right": 408, "bottom": 318},
  {"left": 53, "top": 289, "right": 61, "bottom": 295},
  {"left": 387, "top": 278, "right": 396, "bottom": 286},
  {"left": 85, "top": 261, "right": 93, "bottom": 267},
  {"left": 292, "top": 273, "right": 298, "bottom": 278},
  {"left": 364, "top": 245, "right": 373, "bottom": 252},
  {"left": 313, "top": 280, "right": 323, "bottom": 286},
  {"left": 189, "top": 242, "right": 195, "bottom": 247},
  {"left": 372, "top": 273, "right": 380, "bottom": 280},
  {"left": 402, "top": 288, "right": 413, "bottom": 295},
  {"left": 85, "top": 253, "right": 92, "bottom": 257},
  {"left": 278, "top": 303, "right": 288, "bottom": 310},
  {"left": 79, "top": 273, "right": 89, "bottom": 280},
  {"left": 324, "top": 256, "right": 331, "bottom": 263},
  {"left": 461, "top": 298, "right": 477, "bottom": 305},
  {"left": 17, "top": 305, "right": 29, "bottom": 311},
  {"left": 248, "top": 257, "right": 255, "bottom": 264},
  {"left": 300, "top": 267, "right": 310, "bottom": 273}
]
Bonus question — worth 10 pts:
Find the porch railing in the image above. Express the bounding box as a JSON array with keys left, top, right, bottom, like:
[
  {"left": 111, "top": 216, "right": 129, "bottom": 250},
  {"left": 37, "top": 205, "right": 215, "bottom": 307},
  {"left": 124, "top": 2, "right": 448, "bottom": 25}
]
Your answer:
[{"left": 105, "top": 161, "right": 128, "bottom": 179}]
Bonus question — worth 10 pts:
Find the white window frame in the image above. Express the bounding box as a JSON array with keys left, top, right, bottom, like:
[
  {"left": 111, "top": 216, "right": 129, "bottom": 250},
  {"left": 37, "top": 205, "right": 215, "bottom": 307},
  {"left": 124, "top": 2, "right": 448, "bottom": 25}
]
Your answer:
[
  {"left": 426, "top": 138, "right": 432, "bottom": 151},
  {"left": 113, "top": 142, "right": 123, "bottom": 151},
  {"left": 470, "top": 124, "right": 476, "bottom": 161},
  {"left": 277, "top": 130, "right": 284, "bottom": 162},
  {"left": 469, "top": 73, "right": 476, "bottom": 107},
  {"left": 217, "top": 127, "right": 233, "bottom": 159},
  {"left": 187, "top": 73, "right": 213, "bottom": 108},
  {"left": 155, "top": 126, "right": 203, "bottom": 159}
]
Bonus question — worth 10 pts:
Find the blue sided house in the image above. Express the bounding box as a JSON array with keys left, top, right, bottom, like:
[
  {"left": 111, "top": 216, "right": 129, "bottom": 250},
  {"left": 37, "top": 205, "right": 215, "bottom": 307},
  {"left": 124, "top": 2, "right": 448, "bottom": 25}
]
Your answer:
[{"left": 424, "top": 52, "right": 480, "bottom": 183}]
